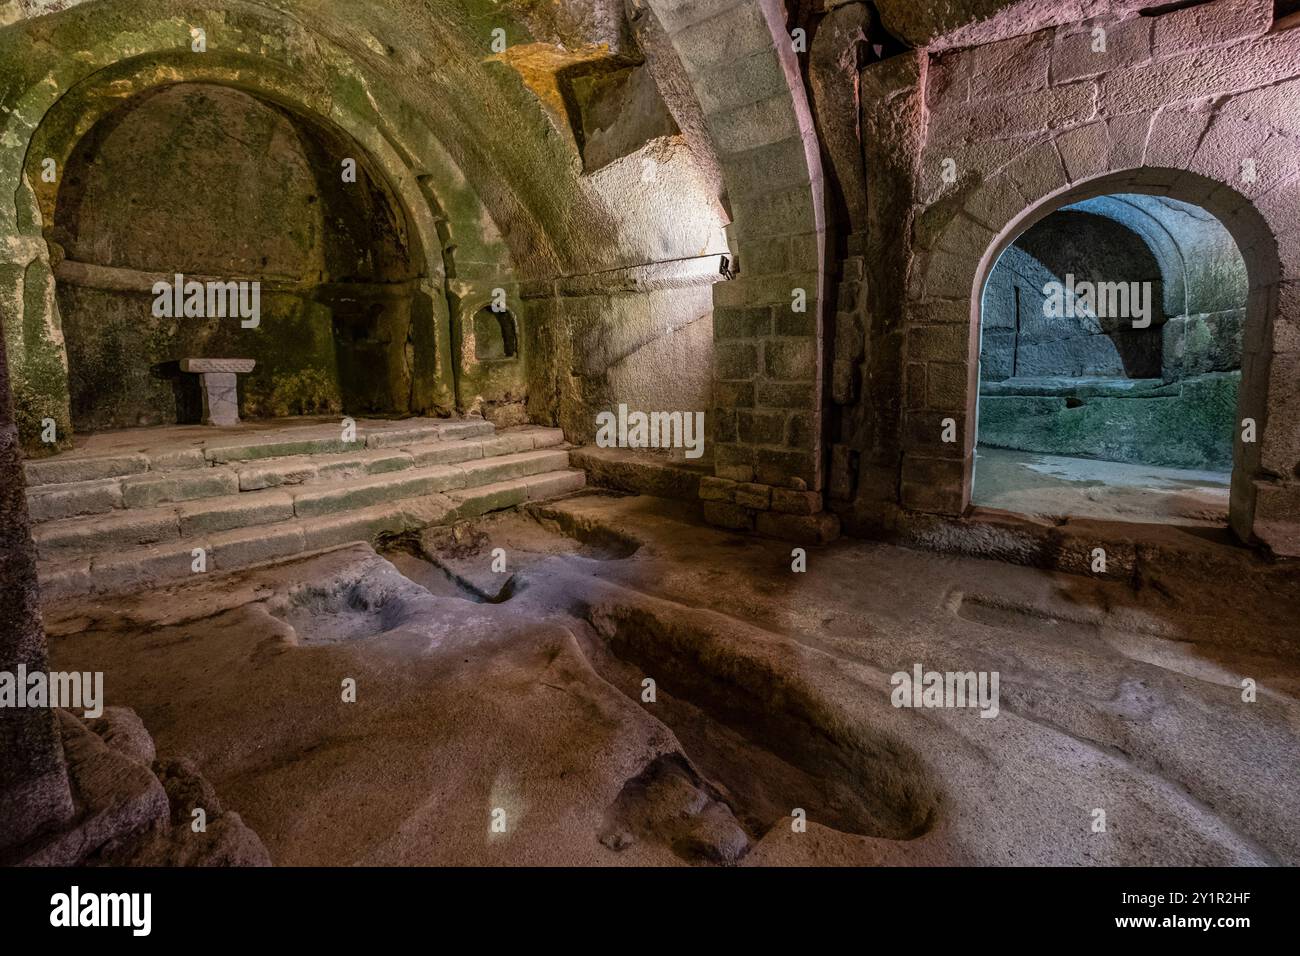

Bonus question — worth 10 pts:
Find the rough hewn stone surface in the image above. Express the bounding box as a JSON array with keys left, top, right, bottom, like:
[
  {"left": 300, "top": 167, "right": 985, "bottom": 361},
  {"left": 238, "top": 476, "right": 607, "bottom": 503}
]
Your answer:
[
  {"left": 809, "top": 1, "right": 872, "bottom": 234},
  {"left": 0, "top": 0, "right": 769, "bottom": 457},
  {"left": 28, "top": 420, "right": 585, "bottom": 598},
  {"left": 85, "top": 706, "right": 156, "bottom": 766},
  {"left": 978, "top": 373, "right": 1239, "bottom": 470},
  {"left": 32, "top": 496, "right": 1299, "bottom": 865},
  {"left": 14, "top": 707, "right": 272, "bottom": 867},
  {"left": 9, "top": 0, "right": 1300, "bottom": 887},
  {"left": 0, "top": 316, "right": 74, "bottom": 857},
  {"left": 15, "top": 711, "right": 169, "bottom": 866},
  {"left": 568, "top": 445, "right": 706, "bottom": 501}
]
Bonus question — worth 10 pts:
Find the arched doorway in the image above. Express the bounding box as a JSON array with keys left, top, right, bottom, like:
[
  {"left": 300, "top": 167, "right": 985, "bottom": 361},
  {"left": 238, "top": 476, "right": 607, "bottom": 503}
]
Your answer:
[
  {"left": 48, "top": 82, "right": 439, "bottom": 432},
  {"left": 972, "top": 192, "right": 1248, "bottom": 525},
  {"left": 897, "top": 164, "right": 1286, "bottom": 553}
]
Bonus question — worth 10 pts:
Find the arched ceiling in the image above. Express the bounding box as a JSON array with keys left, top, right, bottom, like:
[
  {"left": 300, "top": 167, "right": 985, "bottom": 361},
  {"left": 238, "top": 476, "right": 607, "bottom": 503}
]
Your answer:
[
  {"left": 0, "top": 0, "right": 729, "bottom": 282},
  {"left": 1066, "top": 194, "right": 1248, "bottom": 317}
]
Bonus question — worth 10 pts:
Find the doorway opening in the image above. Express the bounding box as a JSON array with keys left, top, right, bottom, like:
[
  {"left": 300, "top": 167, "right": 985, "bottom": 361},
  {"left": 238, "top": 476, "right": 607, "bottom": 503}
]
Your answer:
[{"left": 972, "top": 193, "right": 1246, "bottom": 525}]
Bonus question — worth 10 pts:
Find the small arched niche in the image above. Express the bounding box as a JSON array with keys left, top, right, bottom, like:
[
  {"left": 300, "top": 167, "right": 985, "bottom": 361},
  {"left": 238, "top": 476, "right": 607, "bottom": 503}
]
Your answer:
[{"left": 472, "top": 306, "right": 519, "bottom": 362}]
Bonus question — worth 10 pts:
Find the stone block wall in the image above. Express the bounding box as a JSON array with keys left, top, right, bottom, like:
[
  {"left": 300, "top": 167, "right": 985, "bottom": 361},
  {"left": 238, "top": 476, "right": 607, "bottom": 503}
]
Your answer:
[
  {"left": 648, "top": 0, "right": 833, "bottom": 540},
  {"left": 699, "top": 473, "right": 837, "bottom": 541},
  {"left": 831, "top": 0, "right": 1300, "bottom": 555},
  {"left": 829, "top": 52, "right": 926, "bottom": 530}
]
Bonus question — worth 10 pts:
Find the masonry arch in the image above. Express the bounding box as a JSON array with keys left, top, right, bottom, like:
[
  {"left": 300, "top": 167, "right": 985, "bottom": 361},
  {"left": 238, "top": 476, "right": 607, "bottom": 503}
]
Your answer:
[
  {"left": 974, "top": 169, "right": 1277, "bottom": 542},
  {"left": 971, "top": 185, "right": 1250, "bottom": 523},
  {"left": 16, "top": 53, "right": 471, "bottom": 438},
  {"left": 906, "top": 153, "right": 1292, "bottom": 551},
  {"left": 645, "top": 0, "right": 830, "bottom": 495}
]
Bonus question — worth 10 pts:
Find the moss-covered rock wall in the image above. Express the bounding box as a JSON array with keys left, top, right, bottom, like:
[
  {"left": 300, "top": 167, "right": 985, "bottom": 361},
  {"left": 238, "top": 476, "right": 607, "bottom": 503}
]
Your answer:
[
  {"left": 49, "top": 81, "right": 432, "bottom": 430},
  {"left": 0, "top": 0, "right": 733, "bottom": 453}
]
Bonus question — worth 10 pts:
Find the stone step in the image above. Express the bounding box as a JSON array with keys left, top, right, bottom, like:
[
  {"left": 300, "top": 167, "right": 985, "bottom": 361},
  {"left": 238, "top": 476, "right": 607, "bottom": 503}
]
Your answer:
[
  {"left": 31, "top": 448, "right": 572, "bottom": 562},
  {"left": 201, "top": 419, "right": 497, "bottom": 461},
  {"left": 37, "top": 468, "right": 587, "bottom": 599},
  {"left": 22, "top": 416, "right": 516, "bottom": 488},
  {"left": 446, "top": 468, "right": 588, "bottom": 521},
  {"left": 25, "top": 454, "right": 152, "bottom": 487},
  {"left": 26, "top": 467, "right": 245, "bottom": 522},
  {"left": 568, "top": 445, "right": 710, "bottom": 500},
  {"left": 233, "top": 448, "right": 414, "bottom": 492},
  {"left": 26, "top": 477, "right": 125, "bottom": 524},
  {"left": 34, "top": 509, "right": 183, "bottom": 563},
  {"left": 230, "top": 427, "right": 564, "bottom": 490},
  {"left": 290, "top": 465, "right": 465, "bottom": 520},
  {"left": 365, "top": 419, "right": 495, "bottom": 448},
  {"left": 121, "top": 469, "right": 242, "bottom": 508},
  {"left": 24, "top": 425, "right": 568, "bottom": 524}
]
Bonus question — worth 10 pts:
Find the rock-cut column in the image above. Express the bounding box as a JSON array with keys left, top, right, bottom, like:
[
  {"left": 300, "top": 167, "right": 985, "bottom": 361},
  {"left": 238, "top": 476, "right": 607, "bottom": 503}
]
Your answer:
[{"left": 0, "top": 306, "right": 74, "bottom": 857}]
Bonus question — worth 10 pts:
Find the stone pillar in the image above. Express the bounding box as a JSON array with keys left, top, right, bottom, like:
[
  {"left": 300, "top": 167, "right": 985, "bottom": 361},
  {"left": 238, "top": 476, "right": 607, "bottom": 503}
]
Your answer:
[
  {"left": 647, "top": 0, "right": 834, "bottom": 541},
  {"left": 181, "top": 358, "right": 255, "bottom": 426},
  {"left": 809, "top": 1, "right": 872, "bottom": 235},
  {"left": 0, "top": 306, "right": 74, "bottom": 857}
]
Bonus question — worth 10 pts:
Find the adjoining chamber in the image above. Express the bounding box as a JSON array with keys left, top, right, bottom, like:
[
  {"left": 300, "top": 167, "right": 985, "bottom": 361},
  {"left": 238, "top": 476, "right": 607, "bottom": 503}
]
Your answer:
[{"left": 973, "top": 193, "right": 1246, "bottom": 524}]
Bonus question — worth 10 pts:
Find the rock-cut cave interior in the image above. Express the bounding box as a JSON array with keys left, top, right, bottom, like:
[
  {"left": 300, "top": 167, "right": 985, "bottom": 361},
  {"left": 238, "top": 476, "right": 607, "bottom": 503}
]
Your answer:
[{"left": 1, "top": 0, "right": 1299, "bottom": 876}]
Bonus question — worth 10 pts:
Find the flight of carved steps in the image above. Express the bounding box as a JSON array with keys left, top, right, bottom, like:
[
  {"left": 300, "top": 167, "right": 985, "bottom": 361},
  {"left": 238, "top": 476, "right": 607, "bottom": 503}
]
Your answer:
[{"left": 27, "top": 417, "right": 584, "bottom": 599}]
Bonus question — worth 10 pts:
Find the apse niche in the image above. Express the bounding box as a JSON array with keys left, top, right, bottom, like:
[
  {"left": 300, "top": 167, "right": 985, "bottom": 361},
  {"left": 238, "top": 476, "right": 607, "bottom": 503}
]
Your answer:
[
  {"left": 52, "top": 82, "right": 427, "bottom": 433},
  {"left": 972, "top": 194, "right": 1247, "bottom": 520}
]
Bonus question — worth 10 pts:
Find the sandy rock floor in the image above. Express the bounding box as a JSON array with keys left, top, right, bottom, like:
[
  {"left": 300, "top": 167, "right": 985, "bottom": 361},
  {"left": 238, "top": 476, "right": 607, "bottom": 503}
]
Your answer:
[
  {"left": 972, "top": 447, "right": 1231, "bottom": 525},
  {"left": 44, "top": 492, "right": 1300, "bottom": 865}
]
